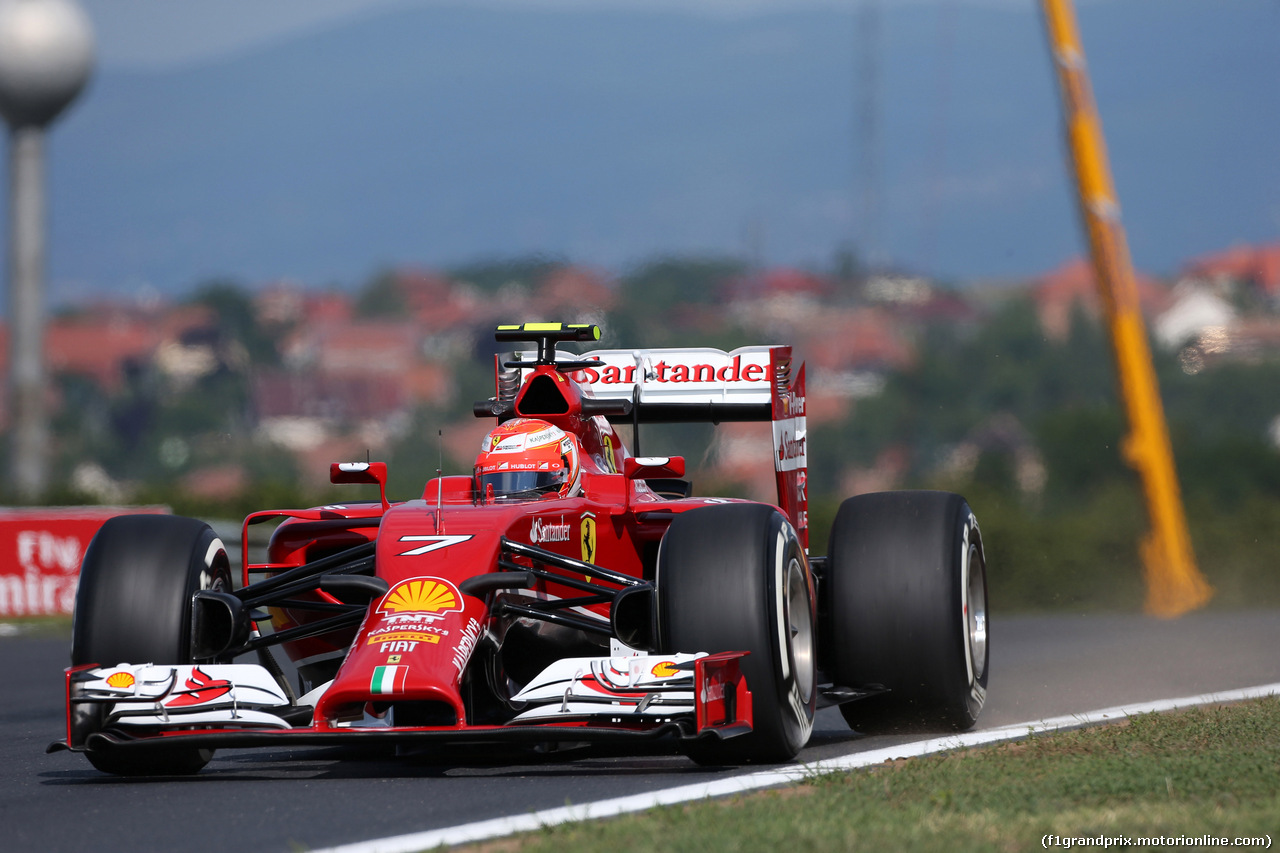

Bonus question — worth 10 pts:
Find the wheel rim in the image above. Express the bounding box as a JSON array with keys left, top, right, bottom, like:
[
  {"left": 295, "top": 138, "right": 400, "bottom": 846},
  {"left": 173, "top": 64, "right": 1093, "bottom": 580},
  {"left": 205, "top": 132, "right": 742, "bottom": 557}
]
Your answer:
[
  {"left": 966, "top": 543, "right": 987, "bottom": 681},
  {"left": 784, "top": 556, "right": 815, "bottom": 703}
]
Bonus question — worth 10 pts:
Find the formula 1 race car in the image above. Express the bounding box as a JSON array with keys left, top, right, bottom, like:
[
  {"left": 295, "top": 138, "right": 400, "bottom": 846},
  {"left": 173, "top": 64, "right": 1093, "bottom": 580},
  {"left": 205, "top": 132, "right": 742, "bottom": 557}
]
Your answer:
[{"left": 51, "top": 323, "right": 988, "bottom": 775}]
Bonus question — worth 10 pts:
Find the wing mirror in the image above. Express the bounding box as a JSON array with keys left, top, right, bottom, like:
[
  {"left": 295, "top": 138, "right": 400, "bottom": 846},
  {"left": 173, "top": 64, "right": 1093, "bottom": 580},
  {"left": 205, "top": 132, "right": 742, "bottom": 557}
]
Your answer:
[
  {"left": 623, "top": 456, "right": 686, "bottom": 479},
  {"left": 330, "top": 461, "right": 390, "bottom": 510}
]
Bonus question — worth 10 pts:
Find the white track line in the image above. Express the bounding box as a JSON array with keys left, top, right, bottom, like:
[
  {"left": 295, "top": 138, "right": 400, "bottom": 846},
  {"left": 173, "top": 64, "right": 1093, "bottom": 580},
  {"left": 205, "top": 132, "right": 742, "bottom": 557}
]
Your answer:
[{"left": 311, "top": 682, "right": 1280, "bottom": 853}]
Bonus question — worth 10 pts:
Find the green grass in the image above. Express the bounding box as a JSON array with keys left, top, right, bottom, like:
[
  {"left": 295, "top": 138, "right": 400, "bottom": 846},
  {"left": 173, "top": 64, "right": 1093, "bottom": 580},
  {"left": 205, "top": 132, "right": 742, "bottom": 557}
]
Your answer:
[
  {"left": 0, "top": 615, "right": 72, "bottom": 640},
  {"left": 463, "top": 697, "right": 1280, "bottom": 852}
]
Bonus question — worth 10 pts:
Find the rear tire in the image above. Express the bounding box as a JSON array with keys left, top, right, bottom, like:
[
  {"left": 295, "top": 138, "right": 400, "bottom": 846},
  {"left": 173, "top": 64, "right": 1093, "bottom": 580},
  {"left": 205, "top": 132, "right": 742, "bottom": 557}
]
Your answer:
[
  {"left": 823, "top": 491, "right": 988, "bottom": 733},
  {"left": 657, "top": 503, "right": 816, "bottom": 764},
  {"left": 71, "top": 515, "right": 231, "bottom": 775}
]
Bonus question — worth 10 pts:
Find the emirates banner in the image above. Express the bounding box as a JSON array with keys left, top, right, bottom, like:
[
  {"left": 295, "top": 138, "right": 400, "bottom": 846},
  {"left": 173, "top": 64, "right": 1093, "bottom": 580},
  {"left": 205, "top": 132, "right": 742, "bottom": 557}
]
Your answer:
[{"left": 0, "top": 507, "right": 168, "bottom": 618}]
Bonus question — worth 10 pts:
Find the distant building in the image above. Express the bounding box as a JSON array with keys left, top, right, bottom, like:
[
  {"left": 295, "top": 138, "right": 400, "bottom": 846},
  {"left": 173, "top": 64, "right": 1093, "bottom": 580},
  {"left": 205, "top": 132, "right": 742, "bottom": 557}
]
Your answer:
[
  {"left": 534, "top": 266, "right": 617, "bottom": 316},
  {"left": 862, "top": 272, "right": 933, "bottom": 307},
  {"left": 42, "top": 316, "right": 154, "bottom": 391},
  {"left": 1183, "top": 243, "right": 1280, "bottom": 303},
  {"left": 721, "top": 268, "right": 831, "bottom": 303},
  {"left": 253, "top": 280, "right": 309, "bottom": 326},
  {"left": 1034, "top": 257, "right": 1169, "bottom": 340},
  {"left": 0, "top": 301, "right": 225, "bottom": 425},
  {"left": 1153, "top": 282, "right": 1237, "bottom": 350},
  {"left": 806, "top": 307, "right": 915, "bottom": 374}
]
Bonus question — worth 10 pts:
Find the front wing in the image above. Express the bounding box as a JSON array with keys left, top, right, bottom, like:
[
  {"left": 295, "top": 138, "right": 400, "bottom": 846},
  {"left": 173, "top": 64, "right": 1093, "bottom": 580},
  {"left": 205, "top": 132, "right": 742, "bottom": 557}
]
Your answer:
[{"left": 50, "top": 652, "right": 752, "bottom": 758}]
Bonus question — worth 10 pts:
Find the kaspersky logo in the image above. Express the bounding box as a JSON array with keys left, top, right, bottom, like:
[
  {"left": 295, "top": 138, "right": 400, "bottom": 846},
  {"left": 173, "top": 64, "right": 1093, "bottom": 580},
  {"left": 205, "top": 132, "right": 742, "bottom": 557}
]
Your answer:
[{"left": 378, "top": 577, "right": 462, "bottom": 617}]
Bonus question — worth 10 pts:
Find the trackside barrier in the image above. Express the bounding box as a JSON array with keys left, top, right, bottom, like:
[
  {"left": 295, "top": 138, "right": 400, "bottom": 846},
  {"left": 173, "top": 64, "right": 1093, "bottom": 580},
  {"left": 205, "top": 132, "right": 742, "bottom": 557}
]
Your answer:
[{"left": 0, "top": 507, "right": 168, "bottom": 617}]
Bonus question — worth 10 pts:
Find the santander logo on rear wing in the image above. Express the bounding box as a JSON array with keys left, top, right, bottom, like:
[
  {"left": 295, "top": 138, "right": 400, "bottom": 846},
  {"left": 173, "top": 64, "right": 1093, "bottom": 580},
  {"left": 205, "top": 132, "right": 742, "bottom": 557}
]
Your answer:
[
  {"left": 569, "top": 346, "right": 777, "bottom": 407},
  {"left": 508, "top": 344, "right": 809, "bottom": 547}
]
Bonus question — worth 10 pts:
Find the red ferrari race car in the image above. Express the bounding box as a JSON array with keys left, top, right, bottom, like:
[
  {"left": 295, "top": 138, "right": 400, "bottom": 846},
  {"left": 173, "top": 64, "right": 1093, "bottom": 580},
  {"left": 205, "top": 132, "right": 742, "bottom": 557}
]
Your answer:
[{"left": 51, "top": 323, "right": 988, "bottom": 775}]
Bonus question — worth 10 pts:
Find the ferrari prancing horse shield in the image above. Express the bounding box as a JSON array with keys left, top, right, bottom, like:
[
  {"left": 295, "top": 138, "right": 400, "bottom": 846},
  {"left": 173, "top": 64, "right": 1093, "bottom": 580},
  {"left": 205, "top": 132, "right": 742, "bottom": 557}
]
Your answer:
[{"left": 581, "top": 514, "right": 596, "bottom": 563}]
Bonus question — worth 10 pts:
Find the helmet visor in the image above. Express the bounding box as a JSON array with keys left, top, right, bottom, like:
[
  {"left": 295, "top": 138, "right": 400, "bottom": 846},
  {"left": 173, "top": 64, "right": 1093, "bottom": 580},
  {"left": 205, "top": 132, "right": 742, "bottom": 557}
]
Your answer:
[{"left": 478, "top": 469, "right": 567, "bottom": 501}]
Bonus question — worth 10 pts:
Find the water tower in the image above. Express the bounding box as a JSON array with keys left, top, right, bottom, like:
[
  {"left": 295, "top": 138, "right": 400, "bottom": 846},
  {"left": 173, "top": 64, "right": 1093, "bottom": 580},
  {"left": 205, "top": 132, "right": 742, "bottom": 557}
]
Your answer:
[{"left": 0, "top": 0, "right": 93, "bottom": 500}]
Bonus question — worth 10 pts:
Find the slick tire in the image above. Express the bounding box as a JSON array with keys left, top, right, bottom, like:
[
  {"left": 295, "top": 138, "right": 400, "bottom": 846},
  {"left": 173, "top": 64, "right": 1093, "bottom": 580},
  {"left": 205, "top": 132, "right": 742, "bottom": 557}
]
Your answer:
[
  {"left": 823, "top": 490, "right": 988, "bottom": 733},
  {"left": 656, "top": 503, "right": 816, "bottom": 764},
  {"left": 71, "top": 514, "right": 232, "bottom": 776}
]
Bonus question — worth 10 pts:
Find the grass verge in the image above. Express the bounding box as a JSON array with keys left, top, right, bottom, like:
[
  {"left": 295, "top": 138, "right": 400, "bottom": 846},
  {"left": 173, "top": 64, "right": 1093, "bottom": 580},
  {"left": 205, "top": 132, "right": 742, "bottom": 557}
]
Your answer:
[
  {"left": 0, "top": 615, "right": 72, "bottom": 640},
  {"left": 460, "top": 697, "right": 1280, "bottom": 853}
]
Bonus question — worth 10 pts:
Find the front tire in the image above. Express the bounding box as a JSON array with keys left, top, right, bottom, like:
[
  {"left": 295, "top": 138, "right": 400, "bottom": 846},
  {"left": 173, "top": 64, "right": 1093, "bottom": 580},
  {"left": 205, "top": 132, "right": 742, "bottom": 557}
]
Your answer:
[
  {"left": 71, "top": 514, "right": 232, "bottom": 775},
  {"left": 824, "top": 491, "right": 988, "bottom": 733},
  {"left": 657, "top": 503, "right": 816, "bottom": 763}
]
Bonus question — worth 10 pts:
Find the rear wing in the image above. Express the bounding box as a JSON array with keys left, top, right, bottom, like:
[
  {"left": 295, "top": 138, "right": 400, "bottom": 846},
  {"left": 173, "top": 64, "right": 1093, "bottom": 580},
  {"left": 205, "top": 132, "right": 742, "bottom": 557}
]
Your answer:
[
  {"left": 572, "top": 346, "right": 774, "bottom": 422},
  {"left": 500, "top": 344, "right": 808, "bottom": 547}
]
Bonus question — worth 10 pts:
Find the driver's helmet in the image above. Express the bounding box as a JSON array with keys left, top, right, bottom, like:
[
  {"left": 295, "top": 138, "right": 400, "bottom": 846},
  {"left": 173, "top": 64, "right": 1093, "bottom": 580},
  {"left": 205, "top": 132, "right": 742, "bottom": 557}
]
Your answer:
[{"left": 475, "top": 418, "right": 583, "bottom": 502}]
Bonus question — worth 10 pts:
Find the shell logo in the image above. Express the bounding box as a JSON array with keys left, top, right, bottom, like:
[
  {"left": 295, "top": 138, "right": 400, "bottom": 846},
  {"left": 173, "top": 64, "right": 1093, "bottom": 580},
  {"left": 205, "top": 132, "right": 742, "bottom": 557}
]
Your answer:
[
  {"left": 105, "top": 671, "right": 135, "bottom": 689},
  {"left": 651, "top": 660, "right": 681, "bottom": 678},
  {"left": 378, "top": 577, "right": 461, "bottom": 615}
]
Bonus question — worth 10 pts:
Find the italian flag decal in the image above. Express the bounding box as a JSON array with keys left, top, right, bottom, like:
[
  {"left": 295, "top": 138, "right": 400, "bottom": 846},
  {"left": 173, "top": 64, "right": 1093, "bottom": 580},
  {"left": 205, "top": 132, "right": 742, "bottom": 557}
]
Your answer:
[{"left": 370, "top": 665, "right": 408, "bottom": 695}]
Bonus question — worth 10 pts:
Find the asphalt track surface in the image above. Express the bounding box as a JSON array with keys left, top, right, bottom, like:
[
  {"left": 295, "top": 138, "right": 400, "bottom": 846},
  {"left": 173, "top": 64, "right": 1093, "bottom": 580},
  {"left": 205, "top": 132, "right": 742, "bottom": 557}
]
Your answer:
[{"left": 5, "top": 609, "right": 1279, "bottom": 853}]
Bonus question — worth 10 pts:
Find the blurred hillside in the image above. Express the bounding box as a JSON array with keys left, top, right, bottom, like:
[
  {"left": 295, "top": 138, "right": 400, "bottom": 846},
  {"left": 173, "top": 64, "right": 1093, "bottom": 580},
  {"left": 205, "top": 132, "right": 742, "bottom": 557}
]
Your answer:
[{"left": 5, "top": 243, "right": 1280, "bottom": 611}]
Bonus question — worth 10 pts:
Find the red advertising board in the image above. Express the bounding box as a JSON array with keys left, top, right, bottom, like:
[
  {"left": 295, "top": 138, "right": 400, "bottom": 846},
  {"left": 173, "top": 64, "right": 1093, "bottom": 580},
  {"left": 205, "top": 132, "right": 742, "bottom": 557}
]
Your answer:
[{"left": 0, "top": 507, "right": 169, "bottom": 618}]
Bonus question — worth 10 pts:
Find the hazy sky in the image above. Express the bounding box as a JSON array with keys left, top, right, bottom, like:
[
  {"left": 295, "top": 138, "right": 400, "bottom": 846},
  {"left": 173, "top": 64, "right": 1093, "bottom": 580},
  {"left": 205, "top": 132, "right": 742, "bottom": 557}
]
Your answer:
[
  {"left": 81, "top": 0, "right": 1042, "bottom": 69},
  {"left": 33, "top": 0, "right": 1265, "bottom": 295}
]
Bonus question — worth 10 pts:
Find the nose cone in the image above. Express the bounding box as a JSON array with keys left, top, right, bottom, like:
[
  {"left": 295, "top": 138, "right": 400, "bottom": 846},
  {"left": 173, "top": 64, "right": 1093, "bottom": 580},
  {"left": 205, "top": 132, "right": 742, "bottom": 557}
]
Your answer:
[{"left": 0, "top": 0, "right": 95, "bottom": 128}]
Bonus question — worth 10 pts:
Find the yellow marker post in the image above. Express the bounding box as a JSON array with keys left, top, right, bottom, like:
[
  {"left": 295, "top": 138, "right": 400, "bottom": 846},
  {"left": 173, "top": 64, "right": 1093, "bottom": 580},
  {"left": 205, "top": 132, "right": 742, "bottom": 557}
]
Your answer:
[{"left": 1040, "top": 0, "right": 1212, "bottom": 616}]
